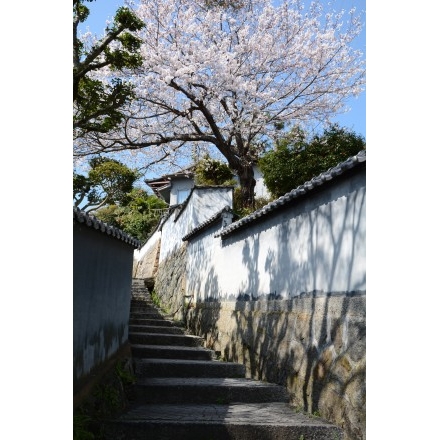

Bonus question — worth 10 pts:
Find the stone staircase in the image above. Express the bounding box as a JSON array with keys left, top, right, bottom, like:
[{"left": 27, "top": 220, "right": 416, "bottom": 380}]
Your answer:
[{"left": 102, "top": 280, "right": 343, "bottom": 439}]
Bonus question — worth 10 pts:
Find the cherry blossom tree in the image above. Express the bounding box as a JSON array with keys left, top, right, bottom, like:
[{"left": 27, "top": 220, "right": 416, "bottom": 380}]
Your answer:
[{"left": 74, "top": 0, "right": 365, "bottom": 207}]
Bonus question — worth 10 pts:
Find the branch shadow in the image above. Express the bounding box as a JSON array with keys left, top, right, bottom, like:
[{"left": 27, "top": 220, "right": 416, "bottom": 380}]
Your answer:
[{"left": 219, "top": 187, "right": 366, "bottom": 440}]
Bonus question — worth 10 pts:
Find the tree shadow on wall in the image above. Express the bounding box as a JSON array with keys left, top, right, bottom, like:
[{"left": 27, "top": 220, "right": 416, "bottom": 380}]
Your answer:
[
  {"left": 185, "top": 246, "right": 222, "bottom": 352},
  {"left": 221, "top": 188, "right": 366, "bottom": 440}
]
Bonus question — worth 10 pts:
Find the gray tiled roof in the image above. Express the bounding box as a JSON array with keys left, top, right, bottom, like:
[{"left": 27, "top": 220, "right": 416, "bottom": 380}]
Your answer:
[
  {"left": 216, "top": 149, "right": 366, "bottom": 239},
  {"left": 73, "top": 207, "right": 142, "bottom": 248},
  {"left": 145, "top": 166, "right": 195, "bottom": 184},
  {"left": 182, "top": 206, "right": 235, "bottom": 241}
]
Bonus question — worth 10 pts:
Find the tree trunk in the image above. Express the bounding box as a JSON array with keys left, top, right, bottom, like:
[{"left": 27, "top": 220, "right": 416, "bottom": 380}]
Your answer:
[
  {"left": 236, "top": 163, "right": 256, "bottom": 209},
  {"left": 216, "top": 137, "right": 256, "bottom": 210}
]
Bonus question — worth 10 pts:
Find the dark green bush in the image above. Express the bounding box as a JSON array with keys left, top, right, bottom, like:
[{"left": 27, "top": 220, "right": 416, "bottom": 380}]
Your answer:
[{"left": 259, "top": 124, "right": 365, "bottom": 198}]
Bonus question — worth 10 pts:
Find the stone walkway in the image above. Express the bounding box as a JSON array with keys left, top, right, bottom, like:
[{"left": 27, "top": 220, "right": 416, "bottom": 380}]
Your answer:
[{"left": 101, "top": 281, "right": 343, "bottom": 439}]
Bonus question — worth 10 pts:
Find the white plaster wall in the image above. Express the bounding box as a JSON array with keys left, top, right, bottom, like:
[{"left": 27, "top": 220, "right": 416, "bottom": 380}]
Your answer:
[
  {"left": 184, "top": 225, "right": 223, "bottom": 302},
  {"left": 159, "top": 187, "right": 233, "bottom": 263},
  {"left": 186, "top": 171, "right": 366, "bottom": 300},
  {"left": 134, "top": 228, "right": 161, "bottom": 262},
  {"left": 253, "top": 165, "right": 270, "bottom": 199},
  {"left": 169, "top": 177, "right": 194, "bottom": 205}
]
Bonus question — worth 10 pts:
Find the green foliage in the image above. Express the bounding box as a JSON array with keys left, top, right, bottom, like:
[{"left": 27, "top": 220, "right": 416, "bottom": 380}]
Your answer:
[
  {"left": 73, "top": 361, "right": 133, "bottom": 440},
  {"left": 150, "top": 290, "right": 161, "bottom": 308},
  {"left": 193, "top": 154, "right": 275, "bottom": 218},
  {"left": 74, "top": 157, "right": 167, "bottom": 241},
  {"left": 192, "top": 154, "right": 273, "bottom": 218},
  {"left": 74, "top": 78, "right": 135, "bottom": 134},
  {"left": 150, "top": 290, "right": 170, "bottom": 314},
  {"left": 115, "top": 360, "right": 136, "bottom": 386},
  {"left": 88, "top": 157, "right": 139, "bottom": 203},
  {"left": 123, "top": 187, "right": 168, "bottom": 212},
  {"left": 73, "top": 158, "right": 139, "bottom": 212},
  {"left": 94, "top": 188, "right": 167, "bottom": 241},
  {"left": 73, "top": 172, "right": 91, "bottom": 196},
  {"left": 194, "top": 155, "right": 236, "bottom": 186},
  {"left": 92, "top": 384, "right": 121, "bottom": 419},
  {"left": 233, "top": 187, "right": 273, "bottom": 218},
  {"left": 73, "top": 0, "right": 145, "bottom": 136},
  {"left": 91, "top": 204, "right": 117, "bottom": 221},
  {"left": 259, "top": 124, "right": 366, "bottom": 198},
  {"left": 73, "top": 413, "right": 94, "bottom": 440}
]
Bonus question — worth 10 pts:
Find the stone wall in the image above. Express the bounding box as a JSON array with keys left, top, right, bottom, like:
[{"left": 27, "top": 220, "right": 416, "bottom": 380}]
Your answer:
[
  {"left": 186, "top": 293, "right": 365, "bottom": 440},
  {"left": 154, "top": 243, "right": 188, "bottom": 321},
  {"left": 133, "top": 237, "right": 161, "bottom": 280}
]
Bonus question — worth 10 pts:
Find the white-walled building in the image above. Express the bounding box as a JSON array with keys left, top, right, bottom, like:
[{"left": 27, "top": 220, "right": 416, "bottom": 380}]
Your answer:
[{"left": 145, "top": 164, "right": 269, "bottom": 206}]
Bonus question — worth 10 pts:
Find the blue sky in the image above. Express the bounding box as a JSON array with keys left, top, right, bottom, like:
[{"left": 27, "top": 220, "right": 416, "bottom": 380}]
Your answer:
[{"left": 80, "top": 0, "right": 366, "bottom": 139}]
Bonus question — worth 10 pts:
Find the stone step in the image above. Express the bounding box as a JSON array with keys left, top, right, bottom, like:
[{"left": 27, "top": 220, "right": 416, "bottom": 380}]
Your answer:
[
  {"left": 130, "top": 303, "right": 155, "bottom": 309},
  {"left": 131, "top": 293, "right": 150, "bottom": 299},
  {"left": 130, "top": 305, "right": 156, "bottom": 312},
  {"left": 129, "top": 332, "right": 205, "bottom": 347},
  {"left": 131, "top": 290, "right": 150, "bottom": 296},
  {"left": 130, "top": 296, "right": 152, "bottom": 301},
  {"left": 131, "top": 377, "right": 290, "bottom": 404},
  {"left": 134, "top": 358, "right": 246, "bottom": 378},
  {"left": 129, "top": 318, "right": 177, "bottom": 327},
  {"left": 130, "top": 311, "right": 168, "bottom": 319},
  {"left": 131, "top": 344, "right": 216, "bottom": 361},
  {"left": 131, "top": 288, "right": 148, "bottom": 293},
  {"left": 130, "top": 307, "right": 164, "bottom": 318},
  {"left": 101, "top": 402, "right": 343, "bottom": 440},
  {"left": 131, "top": 278, "right": 146, "bottom": 285},
  {"left": 101, "top": 286, "right": 345, "bottom": 439},
  {"left": 130, "top": 301, "right": 155, "bottom": 307},
  {"left": 130, "top": 309, "right": 173, "bottom": 320},
  {"left": 131, "top": 300, "right": 151, "bottom": 305},
  {"left": 129, "top": 325, "right": 185, "bottom": 335}
]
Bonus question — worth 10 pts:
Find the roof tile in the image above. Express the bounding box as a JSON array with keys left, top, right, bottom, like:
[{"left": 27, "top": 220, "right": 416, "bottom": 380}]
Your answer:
[
  {"left": 73, "top": 207, "right": 142, "bottom": 248},
  {"left": 216, "top": 150, "right": 366, "bottom": 238}
]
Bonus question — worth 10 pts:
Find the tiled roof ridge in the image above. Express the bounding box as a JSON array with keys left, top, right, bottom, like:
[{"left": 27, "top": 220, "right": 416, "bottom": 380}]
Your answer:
[
  {"left": 194, "top": 184, "right": 236, "bottom": 189},
  {"left": 73, "top": 207, "right": 142, "bottom": 248},
  {"left": 145, "top": 166, "right": 195, "bottom": 183},
  {"left": 217, "top": 149, "right": 366, "bottom": 238},
  {"left": 182, "top": 205, "right": 234, "bottom": 241}
]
